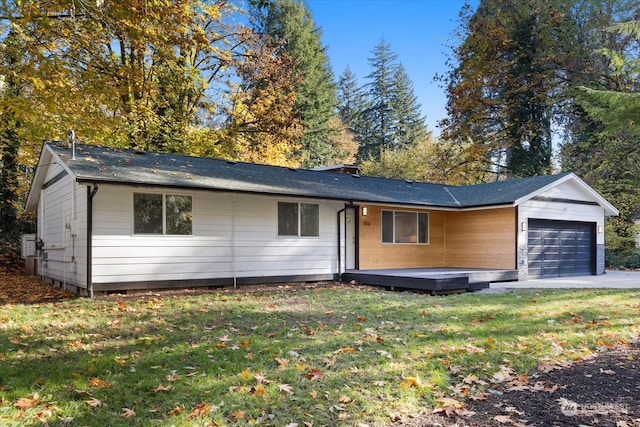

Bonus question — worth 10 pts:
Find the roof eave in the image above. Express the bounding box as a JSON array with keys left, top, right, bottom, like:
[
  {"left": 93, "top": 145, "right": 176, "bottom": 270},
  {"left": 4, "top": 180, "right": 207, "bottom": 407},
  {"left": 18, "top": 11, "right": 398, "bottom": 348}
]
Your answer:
[{"left": 74, "top": 177, "right": 463, "bottom": 209}]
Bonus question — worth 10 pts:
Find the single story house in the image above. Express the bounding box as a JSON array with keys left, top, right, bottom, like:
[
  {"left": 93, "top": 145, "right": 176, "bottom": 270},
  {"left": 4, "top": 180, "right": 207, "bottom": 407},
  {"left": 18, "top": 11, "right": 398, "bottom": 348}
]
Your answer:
[{"left": 26, "top": 141, "right": 618, "bottom": 296}]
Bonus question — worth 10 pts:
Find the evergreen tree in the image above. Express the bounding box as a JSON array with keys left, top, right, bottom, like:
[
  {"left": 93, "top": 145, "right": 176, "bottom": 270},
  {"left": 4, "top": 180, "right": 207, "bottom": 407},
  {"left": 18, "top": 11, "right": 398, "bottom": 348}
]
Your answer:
[
  {"left": 336, "top": 66, "right": 363, "bottom": 133},
  {"left": 564, "top": 20, "right": 640, "bottom": 264},
  {"left": 337, "top": 66, "right": 371, "bottom": 157},
  {"left": 355, "top": 39, "right": 428, "bottom": 161},
  {"left": 0, "top": 29, "right": 26, "bottom": 264},
  {"left": 359, "top": 38, "right": 399, "bottom": 161},
  {"left": 257, "top": 0, "right": 343, "bottom": 167},
  {"left": 390, "top": 63, "right": 429, "bottom": 149}
]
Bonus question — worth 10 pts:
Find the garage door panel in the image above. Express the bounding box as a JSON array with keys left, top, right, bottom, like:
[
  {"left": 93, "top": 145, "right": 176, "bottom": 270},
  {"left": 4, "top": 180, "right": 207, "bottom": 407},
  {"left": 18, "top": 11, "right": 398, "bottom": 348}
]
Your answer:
[{"left": 528, "top": 219, "right": 595, "bottom": 279}]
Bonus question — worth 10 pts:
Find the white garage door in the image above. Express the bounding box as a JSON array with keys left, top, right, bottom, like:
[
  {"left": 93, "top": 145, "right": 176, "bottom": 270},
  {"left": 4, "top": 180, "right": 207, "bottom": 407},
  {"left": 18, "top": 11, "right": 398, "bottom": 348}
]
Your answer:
[{"left": 528, "top": 219, "right": 595, "bottom": 278}]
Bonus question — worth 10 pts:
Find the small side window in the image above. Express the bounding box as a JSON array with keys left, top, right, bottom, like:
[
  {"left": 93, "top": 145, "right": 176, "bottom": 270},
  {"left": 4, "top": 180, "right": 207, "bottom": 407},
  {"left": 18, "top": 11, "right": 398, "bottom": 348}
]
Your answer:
[
  {"left": 134, "top": 193, "right": 163, "bottom": 234},
  {"left": 278, "top": 202, "right": 299, "bottom": 236},
  {"left": 134, "top": 193, "right": 193, "bottom": 235},
  {"left": 166, "top": 195, "right": 192, "bottom": 235},
  {"left": 278, "top": 202, "right": 320, "bottom": 237}
]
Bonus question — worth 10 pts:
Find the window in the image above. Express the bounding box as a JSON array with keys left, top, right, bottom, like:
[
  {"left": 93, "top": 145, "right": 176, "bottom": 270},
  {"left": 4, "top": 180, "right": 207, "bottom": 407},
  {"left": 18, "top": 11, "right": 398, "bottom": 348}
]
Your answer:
[
  {"left": 278, "top": 202, "right": 319, "bottom": 237},
  {"left": 134, "top": 193, "right": 192, "bottom": 235},
  {"left": 381, "top": 210, "right": 428, "bottom": 244}
]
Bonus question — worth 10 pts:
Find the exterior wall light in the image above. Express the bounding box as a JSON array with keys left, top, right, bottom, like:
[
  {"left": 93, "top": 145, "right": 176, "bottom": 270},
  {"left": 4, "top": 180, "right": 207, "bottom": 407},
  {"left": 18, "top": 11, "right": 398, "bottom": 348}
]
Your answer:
[
  {"left": 521, "top": 221, "right": 528, "bottom": 231},
  {"left": 362, "top": 206, "right": 368, "bottom": 216},
  {"left": 598, "top": 225, "right": 604, "bottom": 233}
]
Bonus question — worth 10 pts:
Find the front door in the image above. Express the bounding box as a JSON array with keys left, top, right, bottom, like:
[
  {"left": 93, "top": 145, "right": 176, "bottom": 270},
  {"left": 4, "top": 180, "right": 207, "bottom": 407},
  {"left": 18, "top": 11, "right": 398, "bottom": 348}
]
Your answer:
[{"left": 345, "top": 207, "right": 356, "bottom": 270}]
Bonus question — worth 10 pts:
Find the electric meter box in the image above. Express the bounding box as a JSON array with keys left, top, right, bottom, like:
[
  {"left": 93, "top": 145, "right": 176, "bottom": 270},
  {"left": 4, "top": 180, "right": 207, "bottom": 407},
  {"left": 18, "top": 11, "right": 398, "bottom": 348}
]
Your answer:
[{"left": 21, "top": 234, "right": 36, "bottom": 258}]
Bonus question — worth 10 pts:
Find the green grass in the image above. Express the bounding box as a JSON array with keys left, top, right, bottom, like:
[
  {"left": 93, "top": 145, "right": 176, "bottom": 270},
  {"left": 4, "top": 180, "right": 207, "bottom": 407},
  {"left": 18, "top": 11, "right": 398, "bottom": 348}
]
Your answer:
[{"left": 1, "top": 285, "right": 639, "bottom": 426}]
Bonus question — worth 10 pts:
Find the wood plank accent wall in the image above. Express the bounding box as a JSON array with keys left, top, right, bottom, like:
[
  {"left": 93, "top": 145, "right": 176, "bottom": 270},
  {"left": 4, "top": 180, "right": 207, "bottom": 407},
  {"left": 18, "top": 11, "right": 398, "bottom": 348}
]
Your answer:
[
  {"left": 444, "top": 207, "right": 516, "bottom": 269},
  {"left": 358, "top": 206, "right": 516, "bottom": 270},
  {"left": 358, "top": 206, "right": 446, "bottom": 269}
]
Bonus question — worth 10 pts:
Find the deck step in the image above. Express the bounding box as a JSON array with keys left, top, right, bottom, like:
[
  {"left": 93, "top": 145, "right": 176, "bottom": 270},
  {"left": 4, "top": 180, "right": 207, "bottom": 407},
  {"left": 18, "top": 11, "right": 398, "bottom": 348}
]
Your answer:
[
  {"left": 342, "top": 272, "right": 470, "bottom": 295},
  {"left": 468, "top": 281, "right": 490, "bottom": 291}
]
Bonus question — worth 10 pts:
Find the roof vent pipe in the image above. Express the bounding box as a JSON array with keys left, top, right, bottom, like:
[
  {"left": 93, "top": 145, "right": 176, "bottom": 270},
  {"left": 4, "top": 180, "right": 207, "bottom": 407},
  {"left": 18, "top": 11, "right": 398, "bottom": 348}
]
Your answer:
[{"left": 68, "top": 129, "right": 76, "bottom": 160}]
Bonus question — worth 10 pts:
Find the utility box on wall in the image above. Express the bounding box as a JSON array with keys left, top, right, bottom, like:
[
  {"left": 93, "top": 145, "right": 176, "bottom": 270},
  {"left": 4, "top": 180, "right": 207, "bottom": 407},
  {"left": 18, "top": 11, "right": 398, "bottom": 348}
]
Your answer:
[
  {"left": 21, "top": 234, "right": 38, "bottom": 276},
  {"left": 21, "top": 234, "right": 36, "bottom": 258}
]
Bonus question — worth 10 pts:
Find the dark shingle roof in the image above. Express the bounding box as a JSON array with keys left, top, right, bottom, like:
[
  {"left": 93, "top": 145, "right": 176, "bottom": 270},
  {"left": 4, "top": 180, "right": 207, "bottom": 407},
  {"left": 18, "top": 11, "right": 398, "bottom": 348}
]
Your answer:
[{"left": 48, "top": 141, "right": 570, "bottom": 209}]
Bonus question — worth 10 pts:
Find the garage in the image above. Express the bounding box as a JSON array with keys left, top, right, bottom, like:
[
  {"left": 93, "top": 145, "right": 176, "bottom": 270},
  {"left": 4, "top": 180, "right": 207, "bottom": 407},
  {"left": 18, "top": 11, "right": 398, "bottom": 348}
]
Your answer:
[{"left": 528, "top": 219, "right": 595, "bottom": 279}]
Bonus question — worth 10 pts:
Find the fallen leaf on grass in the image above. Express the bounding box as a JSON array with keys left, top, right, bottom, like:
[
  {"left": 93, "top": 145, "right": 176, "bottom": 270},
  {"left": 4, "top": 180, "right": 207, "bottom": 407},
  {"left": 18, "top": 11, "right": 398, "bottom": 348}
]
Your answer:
[
  {"left": 250, "top": 384, "right": 267, "bottom": 396},
  {"left": 87, "top": 377, "right": 111, "bottom": 389},
  {"left": 167, "top": 406, "right": 183, "bottom": 416},
  {"left": 152, "top": 384, "right": 171, "bottom": 392},
  {"left": 433, "top": 396, "right": 466, "bottom": 417},
  {"left": 166, "top": 371, "right": 180, "bottom": 382},
  {"left": 188, "top": 402, "right": 211, "bottom": 419},
  {"left": 14, "top": 393, "right": 40, "bottom": 410},
  {"left": 334, "top": 346, "right": 357, "bottom": 354},
  {"left": 492, "top": 366, "right": 516, "bottom": 383},
  {"left": 275, "top": 357, "right": 289, "bottom": 370},
  {"left": 35, "top": 405, "right": 56, "bottom": 422},
  {"left": 338, "top": 395, "right": 351, "bottom": 404},
  {"left": 278, "top": 384, "right": 293, "bottom": 394},
  {"left": 305, "top": 369, "right": 324, "bottom": 381},
  {"left": 232, "top": 410, "right": 245, "bottom": 421},
  {"left": 85, "top": 397, "right": 104, "bottom": 407},
  {"left": 121, "top": 407, "right": 135, "bottom": 418},
  {"left": 400, "top": 375, "right": 423, "bottom": 389}
]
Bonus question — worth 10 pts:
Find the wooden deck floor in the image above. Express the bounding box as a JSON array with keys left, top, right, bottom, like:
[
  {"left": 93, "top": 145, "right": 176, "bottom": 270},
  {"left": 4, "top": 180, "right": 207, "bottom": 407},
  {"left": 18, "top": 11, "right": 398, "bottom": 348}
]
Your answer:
[{"left": 341, "top": 268, "right": 518, "bottom": 294}]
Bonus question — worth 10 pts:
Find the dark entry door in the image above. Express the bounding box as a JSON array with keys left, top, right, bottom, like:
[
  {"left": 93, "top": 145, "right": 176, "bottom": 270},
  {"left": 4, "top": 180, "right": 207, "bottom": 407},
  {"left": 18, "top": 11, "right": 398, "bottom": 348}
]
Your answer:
[{"left": 528, "top": 219, "right": 595, "bottom": 278}]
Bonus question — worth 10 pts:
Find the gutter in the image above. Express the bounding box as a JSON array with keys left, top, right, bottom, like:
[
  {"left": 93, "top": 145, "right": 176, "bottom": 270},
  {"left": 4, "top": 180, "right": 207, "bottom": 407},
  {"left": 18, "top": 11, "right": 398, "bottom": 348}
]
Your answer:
[{"left": 87, "top": 183, "right": 99, "bottom": 298}]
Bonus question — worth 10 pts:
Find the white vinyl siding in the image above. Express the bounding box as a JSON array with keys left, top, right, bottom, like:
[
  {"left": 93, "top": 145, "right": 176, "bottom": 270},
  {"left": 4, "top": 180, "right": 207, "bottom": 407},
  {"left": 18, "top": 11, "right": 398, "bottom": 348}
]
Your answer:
[
  {"left": 90, "top": 186, "right": 340, "bottom": 284},
  {"left": 38, "top": 168, "right": 88, "bottom": 289},
  {"left": 519, "top": 180, "right": 605, "bottom": 245}
]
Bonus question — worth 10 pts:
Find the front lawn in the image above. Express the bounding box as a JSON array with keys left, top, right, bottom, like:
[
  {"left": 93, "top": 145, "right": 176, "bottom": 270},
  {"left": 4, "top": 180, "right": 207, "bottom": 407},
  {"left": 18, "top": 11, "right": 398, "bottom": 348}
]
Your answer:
[{"left": 1, "top": 283, "right": 638, "bottom": 426}]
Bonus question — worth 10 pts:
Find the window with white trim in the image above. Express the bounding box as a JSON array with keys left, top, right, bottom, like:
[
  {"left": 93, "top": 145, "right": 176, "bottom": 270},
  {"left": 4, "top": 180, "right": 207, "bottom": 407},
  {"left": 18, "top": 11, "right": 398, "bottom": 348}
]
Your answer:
[
  {"left": 381, "top": 210, "right": 429, "bottom": 244},
  {"left": 278, "top": 202, "right": 319, "bottom": 237},
  {"left": 134, "top": 193, "right": 192, "bottom": 235}
]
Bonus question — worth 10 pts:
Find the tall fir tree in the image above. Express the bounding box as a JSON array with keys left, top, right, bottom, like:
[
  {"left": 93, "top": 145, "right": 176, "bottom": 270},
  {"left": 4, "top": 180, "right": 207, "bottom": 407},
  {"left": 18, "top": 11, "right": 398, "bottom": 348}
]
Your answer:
[
  {"left": 337, "top": 66, "right": 371, "bottom": 157},
  {"left": 359, "top": 38, "right": 398, "bottom": 161},
  {"left": 356, "top": 38, "right": 428, "bottom": 161},
  {"left": 390, "top": 63, "right": 429, "bottom": 149},
  {"left": 257, "top": 0, "right": 343, "bottom": 167}
]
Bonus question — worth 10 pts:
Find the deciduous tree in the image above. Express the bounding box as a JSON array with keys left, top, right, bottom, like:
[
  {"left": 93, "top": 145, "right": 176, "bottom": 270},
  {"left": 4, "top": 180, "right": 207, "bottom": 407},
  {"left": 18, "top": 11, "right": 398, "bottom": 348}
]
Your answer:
[{"left": 439, "top": 0, "right": 569, "bottom": 179}]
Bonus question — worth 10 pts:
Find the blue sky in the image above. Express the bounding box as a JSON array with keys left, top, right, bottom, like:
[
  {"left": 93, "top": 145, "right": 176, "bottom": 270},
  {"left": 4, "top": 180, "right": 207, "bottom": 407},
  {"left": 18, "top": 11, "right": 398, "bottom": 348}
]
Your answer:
[{"left": 305, "top": 0, "right": 478, "bottom": 136}]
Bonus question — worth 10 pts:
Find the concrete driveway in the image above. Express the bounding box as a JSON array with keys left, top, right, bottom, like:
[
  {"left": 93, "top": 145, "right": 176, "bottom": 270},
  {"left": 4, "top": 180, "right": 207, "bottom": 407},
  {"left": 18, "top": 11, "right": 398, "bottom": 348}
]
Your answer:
[{"left": 490, "top": 270, "right": 640, "bottom": 289}]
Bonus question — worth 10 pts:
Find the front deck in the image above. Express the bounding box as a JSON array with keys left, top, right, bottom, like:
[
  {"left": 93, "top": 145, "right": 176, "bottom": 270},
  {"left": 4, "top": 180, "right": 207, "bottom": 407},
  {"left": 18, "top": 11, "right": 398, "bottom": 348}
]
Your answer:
[{"left": 342, "top": 268, "right": 519, "bottom": 294}]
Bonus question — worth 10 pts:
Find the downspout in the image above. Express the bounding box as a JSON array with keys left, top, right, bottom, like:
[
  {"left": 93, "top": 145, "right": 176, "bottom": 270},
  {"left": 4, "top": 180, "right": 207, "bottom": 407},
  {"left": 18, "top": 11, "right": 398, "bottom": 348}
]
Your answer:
[
  {"left": 337, "top": 205, "right": 347, "bottom": 277},
  {"left": 87, "top": 183, "right": 99, "bottom": 298},
  {"left": 354, "top": 206, "right": 360, "bottom": 270},
  {"left": 232, "top": 194, "right": 237, "bottom": 288}
]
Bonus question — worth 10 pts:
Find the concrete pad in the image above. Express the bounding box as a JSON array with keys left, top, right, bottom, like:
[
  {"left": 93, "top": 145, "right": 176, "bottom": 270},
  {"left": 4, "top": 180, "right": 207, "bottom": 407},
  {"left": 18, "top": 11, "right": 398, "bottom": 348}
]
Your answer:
[{"left": 490, "top": 270, "right": 640, "bottom": 289}]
